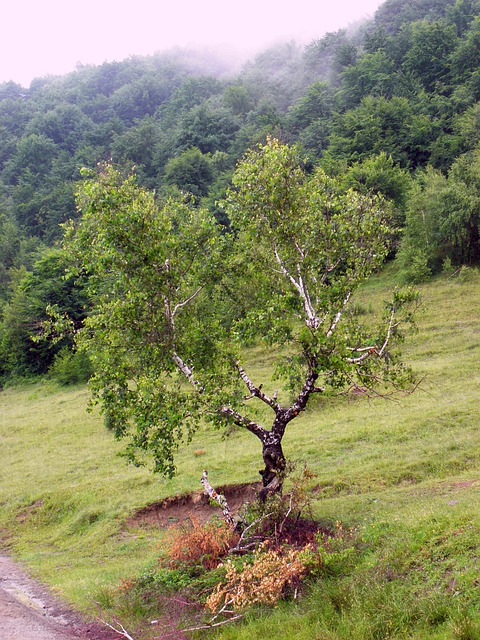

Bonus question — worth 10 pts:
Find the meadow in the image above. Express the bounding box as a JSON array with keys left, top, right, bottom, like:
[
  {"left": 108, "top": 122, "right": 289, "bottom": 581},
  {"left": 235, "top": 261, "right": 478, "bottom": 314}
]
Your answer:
[{"left": 1, "top": 265, "right": 480, "bottom": 639}]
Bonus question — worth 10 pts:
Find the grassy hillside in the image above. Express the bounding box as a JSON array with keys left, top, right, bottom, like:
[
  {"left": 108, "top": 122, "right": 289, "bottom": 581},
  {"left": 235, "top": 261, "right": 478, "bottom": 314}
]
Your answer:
[{"left": 1, "top": 265, "right": 480, "bottom": 638}]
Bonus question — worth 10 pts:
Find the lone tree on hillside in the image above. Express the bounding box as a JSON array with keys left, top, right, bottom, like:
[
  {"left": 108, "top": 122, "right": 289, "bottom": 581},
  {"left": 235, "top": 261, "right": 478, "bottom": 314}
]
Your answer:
[{"left": 65, "top": 138, "right": 417, "bottom": 497}]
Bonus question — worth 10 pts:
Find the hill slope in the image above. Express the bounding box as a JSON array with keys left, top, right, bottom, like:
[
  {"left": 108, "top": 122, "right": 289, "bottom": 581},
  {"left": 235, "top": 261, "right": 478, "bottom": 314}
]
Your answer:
[{"left": 1, "top": 266, "right": 480, "bottom": 638}]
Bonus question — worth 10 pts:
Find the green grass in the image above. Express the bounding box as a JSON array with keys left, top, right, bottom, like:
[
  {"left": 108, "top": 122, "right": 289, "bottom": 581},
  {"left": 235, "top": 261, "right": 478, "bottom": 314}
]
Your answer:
[{"left": 1, "top": 265, "right": 480, "bottom": 638}]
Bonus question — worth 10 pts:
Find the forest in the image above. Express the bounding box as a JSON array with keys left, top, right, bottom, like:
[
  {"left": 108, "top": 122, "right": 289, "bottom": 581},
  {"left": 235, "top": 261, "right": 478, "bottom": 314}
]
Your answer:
[{"left": 1, "top": 0, "right": 480, "bottom": 384}]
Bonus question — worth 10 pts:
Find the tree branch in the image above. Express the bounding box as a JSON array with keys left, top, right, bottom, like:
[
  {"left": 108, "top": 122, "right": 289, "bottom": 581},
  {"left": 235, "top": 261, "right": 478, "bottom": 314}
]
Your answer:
[
  {"left": 347, "top": 305, "right": 397, "bottom": 364},
  {"left": 236, "top": 362, "right": 281, "bottom": 412},
  {"left": 320, "top": 258, "right": 342, "bottom": 283},
  {"left": 327, "top": 290, "right": 352, "bottom": 337},
  {"left": 273, "top": 244, "right": 301, "bottom": 292},
  {"left": 181, "top": 613, "right": 243, "bottom": 633},
  {"left": 172, "top": 352, "right": 202, "bottom": 390},
  {"left": 377, "top": 305, "right": 397, "bottom": 358},
  {"left": 99, "top": 618, "right": 136, "bottom": 640},
  {"left": 230, "top": 512, "right": 274, "bottom": 552},
  {"left": 278, "top": 357, "right": 323, "bottom": 428},
  {"left": 201, "top": 470, "right": 236, "bottom": 528},
  {"left": 220, "top": 407, "right": 267, "bottom": 441},
  {"left": 294, "top": 239, "right": 305, "bottom": 259},
  {"left": 273, "top": 244, "right": 319, "bottom": 328},
  {"left": 172, "top": 285, "right": 205, "bottom": 318},
  {"left": 346, "top": 349, "right": 377, "bottom": 365},
  {"left": 347, "top": 371, "right": 424, "bottom": 399}
]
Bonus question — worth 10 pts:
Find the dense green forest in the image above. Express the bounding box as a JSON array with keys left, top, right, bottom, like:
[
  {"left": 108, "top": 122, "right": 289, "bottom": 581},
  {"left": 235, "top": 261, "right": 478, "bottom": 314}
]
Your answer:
[{"left": 1, "top": 0, "right": 480, "bottom": 382}]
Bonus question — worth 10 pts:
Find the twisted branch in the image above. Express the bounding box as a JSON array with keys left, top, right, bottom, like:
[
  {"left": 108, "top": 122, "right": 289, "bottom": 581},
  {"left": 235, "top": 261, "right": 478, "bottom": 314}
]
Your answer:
[{"left": 236, "top": 362, "right": 280, "bottom": 412}]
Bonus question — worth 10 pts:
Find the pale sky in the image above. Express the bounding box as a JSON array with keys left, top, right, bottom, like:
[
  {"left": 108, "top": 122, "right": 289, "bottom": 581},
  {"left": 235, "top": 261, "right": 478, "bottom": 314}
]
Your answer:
[{"left": 1, "top": 0, "right": 384, "bottom": 87}]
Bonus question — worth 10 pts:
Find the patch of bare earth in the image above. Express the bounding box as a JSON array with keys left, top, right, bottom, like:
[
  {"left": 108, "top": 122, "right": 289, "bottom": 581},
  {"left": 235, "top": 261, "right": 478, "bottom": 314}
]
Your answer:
[
  {"left": 409, "top": 478, "right": 479, "bottom": 498},
  {"left": 125, "top": 482, "right": 262, "bottom": 529}
]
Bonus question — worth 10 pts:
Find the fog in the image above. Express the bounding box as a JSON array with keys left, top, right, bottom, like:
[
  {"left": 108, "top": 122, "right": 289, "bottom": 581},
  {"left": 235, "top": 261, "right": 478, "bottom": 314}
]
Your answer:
[{"left": 1, "top": 0, "right": 384, "bottom": 87}]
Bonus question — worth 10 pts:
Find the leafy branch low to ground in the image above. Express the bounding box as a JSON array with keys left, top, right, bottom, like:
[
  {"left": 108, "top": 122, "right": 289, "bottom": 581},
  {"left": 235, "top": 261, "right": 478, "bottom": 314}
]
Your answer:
[{"left": 0, "top": 266, "right": 480, "bottom": 639}]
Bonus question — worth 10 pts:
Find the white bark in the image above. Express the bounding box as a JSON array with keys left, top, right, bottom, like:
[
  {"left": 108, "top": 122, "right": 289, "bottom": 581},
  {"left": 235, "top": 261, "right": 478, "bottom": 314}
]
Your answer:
[{"left": 201, "top": 470, "right": 236, "bottom": 528}]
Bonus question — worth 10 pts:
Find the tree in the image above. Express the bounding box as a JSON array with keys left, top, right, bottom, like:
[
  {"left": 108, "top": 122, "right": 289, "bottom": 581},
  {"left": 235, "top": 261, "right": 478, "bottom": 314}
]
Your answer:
[
  {"left": 449, "top": 15, "right": 480, "bottom": 82},
  {"left": 444, "top": 148, "right": 480, "bottom": 263},
  {"left": 223, "top": 85, "right": 254, "bottom": 117},
  {"left": 341, "top": 152, "right": 412, "bottom": 209},
  {"left": 340, "top": 153, "right": 413, "bottom": 243},
  {"left": 327, "top": 95, "right": 436, "bottom": 168},
  {"left": 65, "top": 165, "right": 228, "bottom": 476},
  {"left": 163, "top": 147, "right": 213, "bottom": 199},
  {"left": 399, "top": 147, "right": 480, "bottom": 277},
  {"left": 220, "top": 140, "right": 417, "bottom": 494},
  {"left": 339, "top": 51, "right": 397, "bottom": 109},
  {"left": 397, "top": 166, "right": 448, "bottom": 280},
  {"left": 175, "top": 103, "right": 240, "bottom": 154},
  {"left": 0, "top": 246, "right": 89, "bottom": 378},
  {"left": 110, "top": 74, "right": 171, "bottom": 124},
  {"left": 4, "top": 133, "right": 58, "bottom": 187},
  {"left": 402, "top": 20, "right": 458, "bottom": 92},
  {"left": 66, "top": 141, "right": 417, "bottom": 497},
  {"left": 282, "top": 81, "right": 334, "bottom": 160},
  {"left": 373, "top": 0, "right": 456, "bottom": 36},
  {"left": 25, "top": 104, "right": 93, "bottom": 153},
  {"left": 110, "top": 116, "right": 162, "bottom": 187},
  {"left": 303, "top": 29, "right": 354, "bottom": 85}
]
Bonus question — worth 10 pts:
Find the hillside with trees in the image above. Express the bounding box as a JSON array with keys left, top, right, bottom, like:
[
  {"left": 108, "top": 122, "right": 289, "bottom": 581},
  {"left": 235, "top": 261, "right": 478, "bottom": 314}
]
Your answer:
[{"left": 0, "top": 0, "right": 479, "bottom": 382}]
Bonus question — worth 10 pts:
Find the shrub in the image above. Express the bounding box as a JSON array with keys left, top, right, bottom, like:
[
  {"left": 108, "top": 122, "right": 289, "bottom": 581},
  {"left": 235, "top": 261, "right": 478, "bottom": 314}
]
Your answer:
[
  {"left": 166, "top": 517, "right": 237, "bottom": 570},
  {"left": 399, "top": 247, "right": 432, "bottom": 283},
  {"left": 442, "top": 256, "right": 457, "bottom": 276},
  {"left": 205, "top": 542, "right": 314, "bottom": 612},
  {"left": 48, "top": 347, "right": 93, "bottom": 385},
  {"left": 456, "top": 265, "right": 477, "bottom": 283},
  {"left": 238, "top": 462, "right": 318, "bottom": 544}
]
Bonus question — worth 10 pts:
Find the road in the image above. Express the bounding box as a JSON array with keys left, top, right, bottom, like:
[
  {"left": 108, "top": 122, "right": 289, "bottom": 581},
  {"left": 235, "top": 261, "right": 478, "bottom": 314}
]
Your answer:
[{"left": 0, "top": 555, "right": 115, "bottom": 640}]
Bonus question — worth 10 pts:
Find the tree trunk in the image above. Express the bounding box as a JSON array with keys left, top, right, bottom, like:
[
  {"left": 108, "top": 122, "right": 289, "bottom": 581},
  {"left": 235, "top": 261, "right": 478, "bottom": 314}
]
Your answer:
[{"left": 259, "top": 436, "right": 286, "bottom": 501}]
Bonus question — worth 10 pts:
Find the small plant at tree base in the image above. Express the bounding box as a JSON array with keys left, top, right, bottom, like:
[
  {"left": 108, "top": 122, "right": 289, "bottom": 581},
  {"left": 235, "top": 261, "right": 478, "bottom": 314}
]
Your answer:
[
  {"left": 166, "top": 517, "right": 238, "bottom": 570},
  {"left": 203, "top": 520, "right": 361, "bottom": 617},
  {"left": 236, "top": 462, "right": 318, "bottom": 545},
  {"left": 205, "top": 542, "right": 313, "bottom": 613}
]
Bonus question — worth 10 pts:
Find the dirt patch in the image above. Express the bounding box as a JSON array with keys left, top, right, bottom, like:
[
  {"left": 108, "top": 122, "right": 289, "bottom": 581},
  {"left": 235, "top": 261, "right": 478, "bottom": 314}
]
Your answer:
[
  {"left": 126, "top": 482, "right": 262, "bottom": 529},
  {"left": 410, "top": 478, "right": 479, "bottom": 498},
  {"left": 125, "top": 482, "right": 333, "bottom": 556},
  {"left": 445, "top": 480, "right": 477, "bottom": 489},
  {"left": 15, "top": 499, "right": 44, "bottom": 523}
]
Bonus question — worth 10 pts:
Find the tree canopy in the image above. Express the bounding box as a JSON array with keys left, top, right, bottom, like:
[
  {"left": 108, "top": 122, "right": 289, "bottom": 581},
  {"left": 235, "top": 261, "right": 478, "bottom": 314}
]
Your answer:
[{"left": 62, "top": 140, "right": 418, "bottom": 494}]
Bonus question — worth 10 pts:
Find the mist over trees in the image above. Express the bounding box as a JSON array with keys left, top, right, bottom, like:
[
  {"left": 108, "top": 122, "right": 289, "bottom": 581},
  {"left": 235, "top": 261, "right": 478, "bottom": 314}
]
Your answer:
[{"left": 1, "top": 0, "right": 480, "bottom": 382}]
